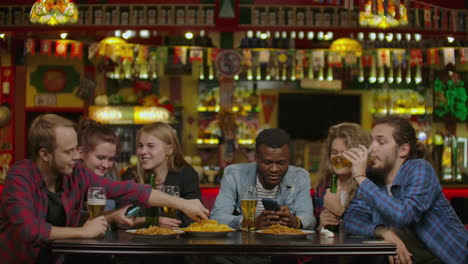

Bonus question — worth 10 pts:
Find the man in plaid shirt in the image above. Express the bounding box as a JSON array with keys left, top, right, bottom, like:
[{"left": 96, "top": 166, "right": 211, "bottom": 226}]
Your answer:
[
  {"left": 342, "top": 115, "right": 467, "bottom": 264},
  {"left": 0, "top": 114, "right": 208, "bottom": 264}
]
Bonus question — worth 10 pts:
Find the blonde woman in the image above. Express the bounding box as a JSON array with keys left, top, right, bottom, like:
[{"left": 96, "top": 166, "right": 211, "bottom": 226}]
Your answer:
[
  {"left": 121, "top": 122, "right": 202, "bottom": 228},
  {"left": 314, "top": 123, "right": 371, "bottom": 231}
]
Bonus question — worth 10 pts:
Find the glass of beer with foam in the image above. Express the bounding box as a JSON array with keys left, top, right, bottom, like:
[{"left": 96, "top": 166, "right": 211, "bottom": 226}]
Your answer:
[
  {"left": 87, "top": 187, "right": 106, "bottom": 220},
  {"left": 162, "top": 185, "right": 180, "bottom": 218},
  {"left": 331, "top": 149, "right": 376, "bottom": 170},
  {"left": 241, "top": 186, "right": 257, "bottom": 232}
]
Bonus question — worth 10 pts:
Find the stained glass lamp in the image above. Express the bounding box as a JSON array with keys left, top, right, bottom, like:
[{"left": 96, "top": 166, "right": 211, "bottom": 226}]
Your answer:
[{"left": 30, "top": 0, "right": 79, "bottom": 26}]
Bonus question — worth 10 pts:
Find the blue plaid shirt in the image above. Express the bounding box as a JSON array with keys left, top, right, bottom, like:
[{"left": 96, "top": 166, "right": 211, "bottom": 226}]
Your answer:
[{"left": 344, "top": 159, "right": 468, "bottom": 264}]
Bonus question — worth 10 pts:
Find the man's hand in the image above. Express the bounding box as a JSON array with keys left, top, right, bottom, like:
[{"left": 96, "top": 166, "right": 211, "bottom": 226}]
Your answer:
[
  {"left": 324, "top": 189, "right": 345, "bottom": 217},
  {"left": 255, "top": 210, "right": 280, "bottom": 230},
  {"left": 275, "top": 206, "right": 298, "bottom": 228},
  {"left": 179, "top": 199, "right": 209, "bottom": 221},
  {"left": 376, "top": 227, "right": 413, "bottom": 264},
  {"left": 110, "top": 206, "right": 135, "bottom": 229},
  {"left": 343, "top": 145, "right": 369, "bottom": 182},
  {"left": 159, "top": 217, "right": 182, "bottom": 229},
  {"left": 318, "top": 209, "right": 340, "bottom": 231},
  {"left": 81, "top": 216, "right": 108, "bottom": 238}
]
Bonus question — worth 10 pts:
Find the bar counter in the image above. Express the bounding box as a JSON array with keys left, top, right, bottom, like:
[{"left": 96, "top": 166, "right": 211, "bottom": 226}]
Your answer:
[{"left": 51, "top": 230, "right": 396, "bottom": 256}]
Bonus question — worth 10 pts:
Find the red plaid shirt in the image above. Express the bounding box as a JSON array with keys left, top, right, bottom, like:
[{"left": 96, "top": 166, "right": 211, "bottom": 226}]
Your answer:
[{"left": 0, "top": 160, "right": 151, "bottom": 264}]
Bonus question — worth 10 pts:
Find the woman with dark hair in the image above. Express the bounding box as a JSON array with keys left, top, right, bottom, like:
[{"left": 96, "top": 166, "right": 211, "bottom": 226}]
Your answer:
[
  {"left": 77, "top": 118, "right": 134, "bottom": 229},
  {"left": 121, "top": 122, "right": 202, "bottom": 228}
]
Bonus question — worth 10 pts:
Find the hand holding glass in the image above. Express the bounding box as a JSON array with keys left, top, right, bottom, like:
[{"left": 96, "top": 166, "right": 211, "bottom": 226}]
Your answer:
[
  {"left": 241, "top": 186, "right": 257, "bottom": 231},
  {"left": 332, "top": 149, "right": 376, "bottom": 170},
  {"left": 162, "top": 185, "right": 179, "bottom": 218},
  {"left": 87, "top": 187, "right": 106, "bottom": 220}
]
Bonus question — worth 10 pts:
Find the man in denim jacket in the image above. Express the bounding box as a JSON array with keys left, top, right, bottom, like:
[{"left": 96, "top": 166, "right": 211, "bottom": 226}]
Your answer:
[{"left": 211, "top": 128, "right": 315, "bottom": 231}]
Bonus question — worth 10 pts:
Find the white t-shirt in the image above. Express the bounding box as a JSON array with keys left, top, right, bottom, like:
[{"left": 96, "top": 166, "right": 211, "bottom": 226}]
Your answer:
[{"left": 255, "top": 176, "right": 279, "bottom": 216}]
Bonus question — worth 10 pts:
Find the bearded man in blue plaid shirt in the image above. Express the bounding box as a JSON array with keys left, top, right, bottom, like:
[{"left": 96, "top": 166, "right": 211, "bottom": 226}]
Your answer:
[{"left": 342, "top": 115, "right": 467, "bottom": 264}]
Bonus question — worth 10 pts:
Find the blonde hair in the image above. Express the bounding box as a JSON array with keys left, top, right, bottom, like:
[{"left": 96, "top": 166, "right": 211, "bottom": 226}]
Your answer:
[
  {"left": 315, "top": 123, "right": 371, "bottom": 207},
  {"left": 28, "top": 114, "right": 76, "bottom": 161},
  {"left": 134, "top": 122, "right": 189, "bottom": 184}
]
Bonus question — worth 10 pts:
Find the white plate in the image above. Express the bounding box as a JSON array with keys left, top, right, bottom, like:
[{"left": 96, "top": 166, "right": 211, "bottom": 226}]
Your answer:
[
  {"left": 255, "top": 229, "right": 315, "bottom": 238},
  {"left": 126, "top": 229, "right": 184, "bottom": 238}
]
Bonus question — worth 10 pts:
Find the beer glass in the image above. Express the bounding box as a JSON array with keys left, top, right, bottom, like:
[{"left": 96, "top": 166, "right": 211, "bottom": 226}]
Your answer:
[
  {"left": 240, "top": 186, "right": 257, "bottom": 231},
  {"left": 162, "top": 185, "right": 179, "bottom": 218},
  {"left": 87, "top": 187, "right": 106, "bottom": 220},
  {"left": 331, "top": 150, "right": 376, "bottom": 170}
]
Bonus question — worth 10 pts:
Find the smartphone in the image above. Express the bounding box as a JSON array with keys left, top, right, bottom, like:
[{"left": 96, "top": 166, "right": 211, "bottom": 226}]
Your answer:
[
  {"left": 125, "top": 205, "right": 141, "bottom": 218},
  {"left": 262, "top": 198, "right": 280, "bottom": 211}
]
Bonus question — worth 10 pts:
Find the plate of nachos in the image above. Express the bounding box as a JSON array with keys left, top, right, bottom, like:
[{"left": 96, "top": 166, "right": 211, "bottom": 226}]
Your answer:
[
  {"left": 126, "top": 226, "right": 184, "bottom": 238},
  {"left": 182, "top": 219, "right": 235, "bottom": 237},
  {"left": 256, "top": 224, "right": 315, "bottom": 238}
]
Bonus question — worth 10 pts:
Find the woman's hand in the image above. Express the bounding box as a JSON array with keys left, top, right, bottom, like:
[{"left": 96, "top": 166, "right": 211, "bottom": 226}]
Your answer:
[
  {"left": 318, "top": 209, "right": 340, "bottom": 231},
  {"left": 158, "top": 217, "right": 182, "bottom": 229},
  {"left": 324, "top": 188, "right": 345, "bottom": 217}
]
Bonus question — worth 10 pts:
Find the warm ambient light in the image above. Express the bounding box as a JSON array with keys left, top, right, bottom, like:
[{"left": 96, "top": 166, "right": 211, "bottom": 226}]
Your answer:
[
  {"left": 359, "top": 0, "right": 408, "bottom": 29},
  {"left": 30, "top": 0, "right": 79, "bottom": 26},
  {"left": 185, "top": 32, "right": 194, "bottom": 40},
  {"left": 329, "top": 38, "right": 363, "bottom": 57}
]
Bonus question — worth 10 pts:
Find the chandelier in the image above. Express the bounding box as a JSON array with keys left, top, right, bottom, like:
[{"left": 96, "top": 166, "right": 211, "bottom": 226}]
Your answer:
[
  {"left": 30, "top": 0, "right": 79, "bottom": 26},
  {"left": 359, "top": 0, "right": 408, "bottom": 29}
]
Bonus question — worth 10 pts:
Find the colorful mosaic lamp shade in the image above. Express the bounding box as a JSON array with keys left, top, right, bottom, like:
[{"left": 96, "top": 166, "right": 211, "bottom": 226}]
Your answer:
[
  {"left": 29, "top": 0, "right": 79, "bottom": 26},
  {"left": 359, "top": 0, "right": 408, "bottom": 29}
]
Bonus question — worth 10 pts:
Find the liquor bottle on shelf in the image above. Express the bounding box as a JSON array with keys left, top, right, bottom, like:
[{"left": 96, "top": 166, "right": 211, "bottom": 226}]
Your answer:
[{"left": 248, "top": 83, "right": 259, "bottom": 111}]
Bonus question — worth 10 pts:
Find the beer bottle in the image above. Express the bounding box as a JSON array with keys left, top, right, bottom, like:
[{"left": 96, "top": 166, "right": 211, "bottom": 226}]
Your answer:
[
  {"left": 326, "top": 174, "right": 339, "bottom": 232},
  {"left": 146, "top": 172, "right": 159, "bottom": 226}
]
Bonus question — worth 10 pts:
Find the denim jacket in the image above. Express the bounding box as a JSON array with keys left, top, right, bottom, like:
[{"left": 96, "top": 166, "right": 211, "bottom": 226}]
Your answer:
[{"left": 210, "top": 162, "right": 316, "bottom": 230}]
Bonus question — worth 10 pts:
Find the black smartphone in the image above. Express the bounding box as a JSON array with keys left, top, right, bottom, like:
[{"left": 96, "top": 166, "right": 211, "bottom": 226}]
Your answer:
[
  {"left": 125, "top": 205, "right": 141, "bottom": 218},
  {"left": 262, "top": 198, "right": 281, "bottom": 211}
]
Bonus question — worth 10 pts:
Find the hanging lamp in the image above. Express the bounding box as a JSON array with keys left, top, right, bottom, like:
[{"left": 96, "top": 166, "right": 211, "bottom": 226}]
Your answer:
[{"left": 30, "top": 0, "right": 79, "bottom": 26}]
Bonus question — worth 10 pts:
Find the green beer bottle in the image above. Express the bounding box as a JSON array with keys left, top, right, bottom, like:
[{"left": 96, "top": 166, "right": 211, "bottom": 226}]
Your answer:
[
  {"left": 146, "top": 172, "right": 159, "bottom": 226},
  {"left": 326, "top": 174, "right": 339, "bottom": 232}
]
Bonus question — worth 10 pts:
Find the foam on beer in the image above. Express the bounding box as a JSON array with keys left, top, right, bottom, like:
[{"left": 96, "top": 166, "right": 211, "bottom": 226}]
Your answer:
[{"left": 88, "top": 198, "right": 106, "bottom": 205}]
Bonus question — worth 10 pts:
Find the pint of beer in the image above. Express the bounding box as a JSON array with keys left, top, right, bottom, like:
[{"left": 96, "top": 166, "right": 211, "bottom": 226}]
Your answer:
[
  {"left": 163, "top": 206, "right": 178, "bottom": 218},
  {"left": 241, "top": 186, "right": 257, "bottom": 231},
  {"left": 331, "top": 154, "right": 376, "bottom": 170},
  {"left": 88, "top": 198, "right": 106, "bottom": 219},
  {"left": 241, "top": 199, "right": 257, "bottom": 231},
  {"left": 87, "top": 187, "right": 106, "bottom": 220},
  {"left": 162, "top": 185, "right": 179, "bottom": 219}
]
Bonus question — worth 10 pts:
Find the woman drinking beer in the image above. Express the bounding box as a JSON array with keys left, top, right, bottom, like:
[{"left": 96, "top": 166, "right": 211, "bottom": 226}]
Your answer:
[
  {"left": 77, "top": 118, "right": 134, "bottom": 228},
  {"left": 314, "top": 123, "right": 371, "bottom": 232},
  {"left": 121, "top": 122, "right": 202, "bottom": 228}
]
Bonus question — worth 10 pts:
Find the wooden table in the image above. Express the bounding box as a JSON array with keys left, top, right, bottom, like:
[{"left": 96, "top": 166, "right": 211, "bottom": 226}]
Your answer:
[{"left": 51, "top": 230, "right": 396, "bottom": 257}]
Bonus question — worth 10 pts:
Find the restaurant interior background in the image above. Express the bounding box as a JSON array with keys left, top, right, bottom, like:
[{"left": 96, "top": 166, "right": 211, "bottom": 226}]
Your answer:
[{"left": 0, "top": 0, "right": 467, "bottom": 212}]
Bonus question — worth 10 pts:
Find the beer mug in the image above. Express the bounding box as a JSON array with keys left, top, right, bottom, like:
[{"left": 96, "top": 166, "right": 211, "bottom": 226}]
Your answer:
[
  {"left": 240, "top": 186, "right": 257, "bottom": 232},
  {"left": 331, "top": 150, "right": 376, "bottom": 170},
  {"left": 87, "top": 187, "right": 106, "bottom": 220},
  {"left": 162, "top": 185, "right": 179, "bottom": 218}
]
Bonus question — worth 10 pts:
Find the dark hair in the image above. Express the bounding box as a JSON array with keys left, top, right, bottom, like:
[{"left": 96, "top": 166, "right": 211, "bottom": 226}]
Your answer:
[
  {"left": 76, "top": 117, "right": 120, "bottom": 154},
  {"left": 255, "top": 128, "right": 290, "bottom": 151},
  {"left": 374, "top": 115, "right": 425, "bottom": 160}
]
